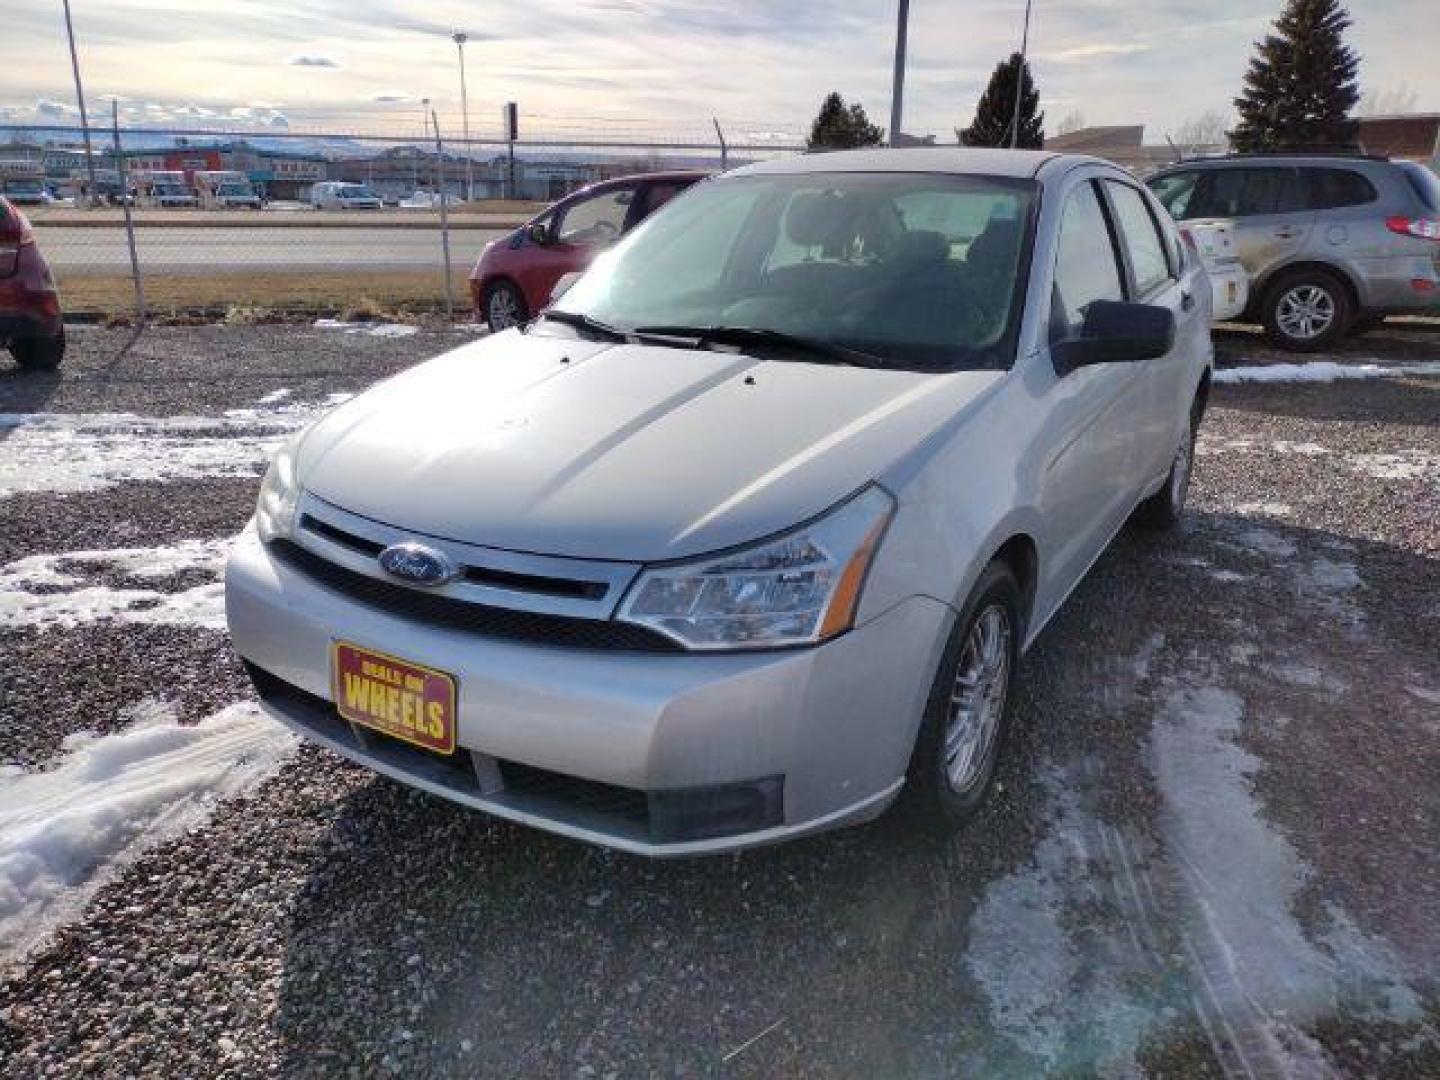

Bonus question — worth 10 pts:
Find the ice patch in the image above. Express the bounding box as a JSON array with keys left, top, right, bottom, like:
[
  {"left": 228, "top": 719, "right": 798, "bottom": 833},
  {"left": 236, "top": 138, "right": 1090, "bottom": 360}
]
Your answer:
[
  {"left": 1235, "top": 501, "right": 1293, "bottom": 517},
  {"left": 1209, "top": 568, "right": 1251, "bottom": 583},
  {"left": 966, "top": 775, "right": 1157, "bottom": 1074},
  {"left": 1151, "top": 685, "right": 1422, "bottom": 1054},
  {"left": 313, "top": 318, "right": 418, "bottom": 338},
  {"left": 0, "top": 398, "right": 344, "bottom": 497},
  {"left": 1296, "top": 557, "right": 1364, "bottom": 627},
  {"left": 1406, "top": 686, "right": 1440, "bottom": 707},
  {"left": 0, "top": 539, "right": 232, "bottom": 631},
  {"left": 1232, "top": 526, "right": 1298, "bottom": 559},
  {"left": 255, "top": 388, "right": 293, "bottom": 405},
  {"left": 0, "top": 699, "right": 295, "bottom": 969},
  {"left": 1213, "top": 360, "right": 1440, "bottom": 384}
]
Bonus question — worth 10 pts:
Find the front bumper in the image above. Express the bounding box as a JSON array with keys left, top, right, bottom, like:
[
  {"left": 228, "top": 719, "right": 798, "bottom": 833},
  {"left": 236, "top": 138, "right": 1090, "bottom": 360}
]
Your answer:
[{"left": 225, "top": 524, "right": 951, "bottom": 855}]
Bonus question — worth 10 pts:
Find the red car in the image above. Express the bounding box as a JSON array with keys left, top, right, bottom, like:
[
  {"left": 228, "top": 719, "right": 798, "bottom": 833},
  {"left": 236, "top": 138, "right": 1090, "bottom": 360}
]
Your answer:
[
  {"left": 0, "top": 197, "right": 64, "bottom": 369},
  {"left": 469, "top": 171, "right": 707, "bottom": 329}
]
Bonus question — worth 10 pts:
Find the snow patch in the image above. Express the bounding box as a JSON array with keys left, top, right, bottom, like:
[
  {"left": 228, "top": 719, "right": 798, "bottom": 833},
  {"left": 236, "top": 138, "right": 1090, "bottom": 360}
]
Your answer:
[
  {"left": 0, "top": 700, "right": 295, "bottom": 969},
  {"left": 0, "top": 398, "right": 344, "bottom": 497},
  {"left": 1343, "top": 451, "right": 1438, "bottom": 482},
  {"left": 0, "top": 539, "right": 232, "bottom": 631},
  {"left": 1406, "top": 685, "right": 1440, "bottom": 707},
  {"left": 1213, "top": 360, "right": 1440, "bottom": 384},
  {"left": 313, "top": 318, "right": 418, "bottom": 338},
  {"left": 1232, "top": 526, "right": 1298, "bottom": 559},
  {"left": 256, "top": 388, "right": 292, "bottom": 405},
  {"left": 1235, "top": 501, "right": 1293, "bottom": 517}
]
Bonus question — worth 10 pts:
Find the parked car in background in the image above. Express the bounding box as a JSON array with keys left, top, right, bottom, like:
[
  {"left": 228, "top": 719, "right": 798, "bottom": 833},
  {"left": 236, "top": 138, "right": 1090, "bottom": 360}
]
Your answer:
[
  {"left": 229, "top": 149, "right": 1212, "bottom": 855},
  {"left": 469, "top": 171, "right": 707, "bottom": 329},
  {"left": 0, "top": 163, "right": 52, "bottom": 207},
  {"left": 1147, "top": 155, "right": 1440, "bottom": 350},
  {"left": 1180, "top": 220, "right": 1249, "bottom": 322},
  {"left": 398, "top": 190, "right": 451, "bottom": 210},
  {"left": 134, "top": 170, "right": 198, "bottom": 209},
  {"left": 194, "top": 170, "right": 263, "bottom": 210},
  {"left": 312, "top": 182, "right": 384, "bottom": 210},
  {"left": 0, "top": 197, "right": 64, "bottom": 369}
]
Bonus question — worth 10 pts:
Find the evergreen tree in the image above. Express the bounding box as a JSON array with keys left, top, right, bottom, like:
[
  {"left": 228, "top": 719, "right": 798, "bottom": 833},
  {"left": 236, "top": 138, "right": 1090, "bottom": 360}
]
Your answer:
[
  {"left": 958, "top": 53, "right": 1044, "bottom": 149},
  {"left": 806, "top": 92, "right": 885, "bottom": 151},
  {"left": 1231, "top": 0, "right": 1360, "bottom": 152}
]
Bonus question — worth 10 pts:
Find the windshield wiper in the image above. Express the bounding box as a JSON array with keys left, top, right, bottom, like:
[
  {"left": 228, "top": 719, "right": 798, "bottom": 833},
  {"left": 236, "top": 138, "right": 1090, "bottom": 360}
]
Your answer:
[
  {"left": 537, "top": 309, "right": 628, "bottom": 342},
  {"left": 631, "top": 325, "right": 886, "bottom": 367}
]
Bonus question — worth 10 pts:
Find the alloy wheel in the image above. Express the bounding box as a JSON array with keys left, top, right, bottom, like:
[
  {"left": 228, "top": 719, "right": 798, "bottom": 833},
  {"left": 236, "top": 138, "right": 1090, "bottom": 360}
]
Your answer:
[
  {"left": 1275, "top": 284, "right": 1336, "bottom": 341},
  {"left": 943, "top": 604, "right": 1012, "bottom": 794},
  {"left": 488, "top": 288, "right": 521, "bottom": 330}
]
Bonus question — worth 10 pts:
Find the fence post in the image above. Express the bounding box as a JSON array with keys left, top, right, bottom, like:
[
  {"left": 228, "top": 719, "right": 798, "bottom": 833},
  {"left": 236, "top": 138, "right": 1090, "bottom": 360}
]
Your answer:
[
  {"left": 713, "top": 118, "right": 728, "bottom": 171},
  {"left": 111, "top": 100, "right": 145, "bottom": 327},
  {"left": 431, "top": 110, "right": 455, "bottom": 322}
]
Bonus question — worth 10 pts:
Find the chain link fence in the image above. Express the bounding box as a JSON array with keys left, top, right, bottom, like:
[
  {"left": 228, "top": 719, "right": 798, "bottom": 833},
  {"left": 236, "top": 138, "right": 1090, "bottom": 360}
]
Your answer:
[{"left": 1, "top": 116, "right": 806, "bottom": 326}]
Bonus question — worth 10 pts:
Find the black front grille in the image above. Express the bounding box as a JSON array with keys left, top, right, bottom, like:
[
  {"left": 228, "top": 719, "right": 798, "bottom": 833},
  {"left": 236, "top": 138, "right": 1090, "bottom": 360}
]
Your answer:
[{"left": 271, "top": 538, "right": 680, "bottom": 652}]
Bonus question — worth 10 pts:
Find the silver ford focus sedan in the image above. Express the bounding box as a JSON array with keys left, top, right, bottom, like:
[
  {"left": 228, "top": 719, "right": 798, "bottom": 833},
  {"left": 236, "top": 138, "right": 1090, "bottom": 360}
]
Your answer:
[{"left": 226, "top": 149, "right": 1212, "bottom": 855}]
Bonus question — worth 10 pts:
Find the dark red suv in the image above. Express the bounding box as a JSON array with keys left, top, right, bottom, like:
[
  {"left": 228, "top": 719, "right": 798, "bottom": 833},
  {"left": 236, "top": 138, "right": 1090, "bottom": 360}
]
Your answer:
[
  {"left": 470, "top": 171, "right": 706, "bottom": 329},
  {"left": 1, "top": 197, "right": 64, "bottom": 369}
]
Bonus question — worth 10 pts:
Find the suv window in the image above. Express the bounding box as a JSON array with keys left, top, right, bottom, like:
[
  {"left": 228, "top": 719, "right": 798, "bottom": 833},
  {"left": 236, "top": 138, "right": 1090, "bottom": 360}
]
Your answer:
[
  {"left": 557, "top": 187, "right": 633, "bottom": 245},
  {"left": 1399, "top": 161, "right": 1440, "bottom": 212},
  {"left": 1305, "top": 167, "right": 1377, "bottom": 209},
  {"left": 1104, "top": 181, "right": 1171, "bottom": 296},
  {"left": 1188, "top": 167, "right": 1309, "bottom": 218},
  {"left": 1148, "top": 171, "right": 1199, "bottom": 219},
  {"left": 1051, "top": 182, "right": 1124, "bottom": 338}
]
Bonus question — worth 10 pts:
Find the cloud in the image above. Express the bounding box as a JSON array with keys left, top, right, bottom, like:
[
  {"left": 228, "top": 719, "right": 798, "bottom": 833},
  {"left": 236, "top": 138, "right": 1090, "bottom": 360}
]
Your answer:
[
  {"left": 370, "top": 91, "right": 413, "bottom": 103},
  {"left": 1043, "top": 43, "right": 1151, "bottom": 63},
  {"left": 287, "top": 53, "right": 339, "bottom": 68},
  {"left": 35, "top": 99, "right": 70, "bottom": 117}
]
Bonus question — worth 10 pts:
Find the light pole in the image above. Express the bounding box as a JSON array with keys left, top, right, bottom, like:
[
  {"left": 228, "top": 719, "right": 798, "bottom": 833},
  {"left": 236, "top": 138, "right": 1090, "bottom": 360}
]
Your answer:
[
  {"left": 62, "top": 0, "right": 100, "bottom": 207},
  {"left": 888, "top": 0, "right": 910, "bottom": 148},
  {"left": 1008, "top": 0, "right": 1035, "bottom": 149},
  {"left": 419, "top": 97, "right": 430, "bottom": 193},
  {"left": 453, "top": 31, "right": 474, "bottom": 201}
]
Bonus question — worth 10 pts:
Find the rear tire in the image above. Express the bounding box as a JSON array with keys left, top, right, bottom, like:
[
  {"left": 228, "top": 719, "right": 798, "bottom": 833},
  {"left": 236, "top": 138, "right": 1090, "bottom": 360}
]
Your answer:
[
  {"left": 1135, "top": 405, "right": 1197, "bottom": 532},
  {"left": 10, "top": 333, "right": 64, "bottom": 371},
  {"left": 1262, "top": 269, "right": 1352, "bottom": 352},
  {"left": 902, "top": 562, "right": 1022, "bottom": 833},
  {"left": 483, "top": 280, "right": 528, "bottom": 330}
]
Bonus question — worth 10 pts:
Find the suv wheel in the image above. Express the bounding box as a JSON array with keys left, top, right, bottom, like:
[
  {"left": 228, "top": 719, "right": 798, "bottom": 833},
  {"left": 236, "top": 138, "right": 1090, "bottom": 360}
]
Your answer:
[
  {"left": 903, "top": 562, "right": 1021, "bottom": 832},
  {"left": 1263, "top": 269, "right": 1352, "bottom": 352},
  {"left": 483, "top": 280, "right": 528, "bottom": 330},
  {"left": 10, "top": 333, "right": 65, "bottom": 370}
]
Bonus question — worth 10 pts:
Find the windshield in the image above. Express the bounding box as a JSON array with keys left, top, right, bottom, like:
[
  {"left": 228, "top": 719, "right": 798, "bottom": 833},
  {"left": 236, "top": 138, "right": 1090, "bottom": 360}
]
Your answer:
[
  {"left": 341, "top": 186, "right": 376, "bottom": 199},
  {"left": 218, "top": 184, "right": 252, "bottom": 196},
  {"left": 551, "top": 171, "right": 1035, "bottom": 371},
  {"left": 6, "top": 180, "right": 43, "bottom": 193}
]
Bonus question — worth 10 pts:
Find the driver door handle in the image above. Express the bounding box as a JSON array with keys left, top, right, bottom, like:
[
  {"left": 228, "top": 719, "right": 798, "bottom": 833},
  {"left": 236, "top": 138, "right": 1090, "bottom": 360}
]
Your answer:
[{"left": 1181, "top": 290, "right": 1196, "bottom": 312}]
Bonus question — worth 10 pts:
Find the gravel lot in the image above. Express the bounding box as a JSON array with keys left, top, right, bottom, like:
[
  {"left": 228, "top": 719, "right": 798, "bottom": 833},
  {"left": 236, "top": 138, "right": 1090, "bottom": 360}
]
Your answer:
[{"left": 1, "top": 322, "right": 1437, "bottom": 1077}]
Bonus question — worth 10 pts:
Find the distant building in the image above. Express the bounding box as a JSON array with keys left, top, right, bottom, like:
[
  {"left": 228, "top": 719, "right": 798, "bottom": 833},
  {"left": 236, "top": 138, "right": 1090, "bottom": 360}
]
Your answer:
[
  {"left": 1044, "top": 125, "right": 1205, "bottom": 175},
  {"left": 1357, "top": 114, "right": 1440, "bottom": 165}
]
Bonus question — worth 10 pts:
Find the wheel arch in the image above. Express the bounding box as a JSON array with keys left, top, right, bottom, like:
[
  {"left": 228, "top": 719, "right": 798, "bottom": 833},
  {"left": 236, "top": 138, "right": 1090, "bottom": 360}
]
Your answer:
[
  {"left": 1254, "top": 259, "right": 1362, "bottom": 316},
  {"left": 989, "top": 533, "right": 1038, "bottom": 636}
]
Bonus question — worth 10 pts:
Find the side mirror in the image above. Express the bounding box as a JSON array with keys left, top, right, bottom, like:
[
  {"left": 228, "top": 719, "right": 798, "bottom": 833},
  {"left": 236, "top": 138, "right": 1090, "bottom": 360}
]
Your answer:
[
  {"left": 527, "top": 221, "right": 552, "bottom": 246},
  {"left": 549, "top": 271, "right": 582, "bottom": 304},
  {"left": 1052, "top": 300, "right": 1175, "bottom": 375}
]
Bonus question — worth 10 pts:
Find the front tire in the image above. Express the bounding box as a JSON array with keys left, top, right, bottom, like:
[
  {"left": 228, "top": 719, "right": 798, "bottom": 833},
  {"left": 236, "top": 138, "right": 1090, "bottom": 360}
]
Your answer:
[
  {"left": 1134, "top": 408, "right": 1195, "bottom": 531},
  {"left": 903, "top": 562, "right": 1022, "bottom": 832},
  {"left": 1262, "top": 269, "right": 1352, "bottom": 352},
  {"left": 483, "top": 280, "right": 528, "bottom": 330},
  {"left": 10, "top": 333, "right": 64, "bottom": 371}
]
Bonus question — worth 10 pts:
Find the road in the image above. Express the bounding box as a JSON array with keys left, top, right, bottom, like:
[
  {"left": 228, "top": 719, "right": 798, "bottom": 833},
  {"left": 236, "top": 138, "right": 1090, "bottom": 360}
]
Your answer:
[
  {"left": 35, "top": 224, "right": 512, "bottom": 273},
  {"left": 1, "top": 324, "right": 1437, "bottom": 1077}
]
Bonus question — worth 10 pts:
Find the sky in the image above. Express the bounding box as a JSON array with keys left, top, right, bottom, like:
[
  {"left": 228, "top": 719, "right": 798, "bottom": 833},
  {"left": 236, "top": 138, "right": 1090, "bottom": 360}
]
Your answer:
[{"left": 3, "top": 0, "right": 1436, "bottom": 146}]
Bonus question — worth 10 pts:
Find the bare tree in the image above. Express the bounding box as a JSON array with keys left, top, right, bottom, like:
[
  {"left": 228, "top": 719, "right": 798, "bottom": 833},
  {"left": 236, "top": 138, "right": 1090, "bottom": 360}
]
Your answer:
[
  {"left": 1359, "top": 84, "right": 1418, "bottom": 116},
  {"left": 1174, "top": 110, "right": 1229, "bottom": 151},
  {"left": 1055, "top": 109, "right": 1085, "bottom": 137}
]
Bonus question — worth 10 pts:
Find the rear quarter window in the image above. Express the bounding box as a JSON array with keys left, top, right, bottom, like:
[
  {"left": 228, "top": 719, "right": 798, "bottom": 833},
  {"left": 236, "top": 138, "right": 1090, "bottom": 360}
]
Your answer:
[{"left": 1398, "top": 162, "right": 1440, "bottom": 213}]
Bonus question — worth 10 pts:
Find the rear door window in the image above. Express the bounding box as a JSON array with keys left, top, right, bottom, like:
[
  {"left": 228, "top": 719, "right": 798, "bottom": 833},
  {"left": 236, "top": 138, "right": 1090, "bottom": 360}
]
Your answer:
[
  {"left": 1104, "top": 181, "right": 1173, "bottom": 296},
  {"left": 556, "top": 186, "right": 634, "bottom": 246},
  {"left": 1306, "top": 168, "right": 1378, "bottom": 209},
  {"left": 1190, "top": 168, "right": 1308, "bottom": 218}
]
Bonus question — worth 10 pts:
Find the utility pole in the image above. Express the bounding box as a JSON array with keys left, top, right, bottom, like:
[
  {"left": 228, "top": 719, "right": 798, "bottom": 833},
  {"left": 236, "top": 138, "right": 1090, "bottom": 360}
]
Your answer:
[
  {"left": 62, "top": 0, "right": 100, "bottom": 208},
  {"left": 1008, "top": 0, "right": 1035, "bottom": 149},
  {"left": 888, "top": 0, "right": 910, "bottom": 147},
  {"left": 453, "top": 31, "right": 474, "bottom": 201},
  {"left": 712, "top": 118, "right": 728, "bottom": 171},
  {"left": 419, "top": 97, "right": 430, "bottom": 193}
]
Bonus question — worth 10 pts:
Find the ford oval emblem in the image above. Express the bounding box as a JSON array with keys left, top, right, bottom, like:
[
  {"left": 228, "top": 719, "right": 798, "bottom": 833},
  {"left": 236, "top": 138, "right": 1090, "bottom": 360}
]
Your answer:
[{"left": 377, "top": 542, "right": 460, "bottom": 587}]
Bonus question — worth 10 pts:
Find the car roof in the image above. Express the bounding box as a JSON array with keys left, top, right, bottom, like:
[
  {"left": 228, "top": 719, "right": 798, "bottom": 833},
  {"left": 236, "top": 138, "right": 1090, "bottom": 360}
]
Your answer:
[
  {"left": 726, "top": 147, "right": 1072, "bottom": 180},
  {"left": 1154, "top": 154, "right": 1393, "bottom": 172}
]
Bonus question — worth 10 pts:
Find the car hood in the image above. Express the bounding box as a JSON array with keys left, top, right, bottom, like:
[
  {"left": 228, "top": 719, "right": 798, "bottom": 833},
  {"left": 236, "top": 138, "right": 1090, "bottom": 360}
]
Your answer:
[{"left": 295, "top": 330, "right": 1003, "bottom": 562}]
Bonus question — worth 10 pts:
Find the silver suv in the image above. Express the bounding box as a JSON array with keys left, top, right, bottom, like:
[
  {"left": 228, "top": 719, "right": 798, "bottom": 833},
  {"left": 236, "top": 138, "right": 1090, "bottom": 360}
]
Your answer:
[{"left": 1147, "top": 156, "right": 1440, "bottom": 350}]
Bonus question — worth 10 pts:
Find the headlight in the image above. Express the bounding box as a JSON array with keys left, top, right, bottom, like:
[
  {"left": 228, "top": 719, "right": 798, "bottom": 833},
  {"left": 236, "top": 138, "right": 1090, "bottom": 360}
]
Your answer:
[
  {"left": 255, "top": 437, "right": 301, "bottom": 543},
  {"left": 617, "top": 485, "right": 895, "bottom": 650}
]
